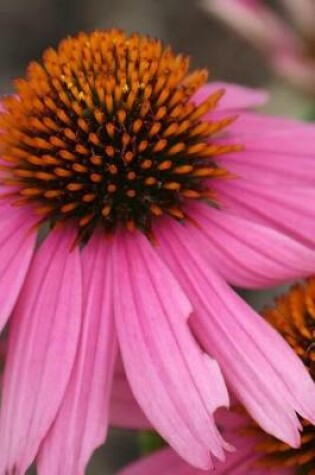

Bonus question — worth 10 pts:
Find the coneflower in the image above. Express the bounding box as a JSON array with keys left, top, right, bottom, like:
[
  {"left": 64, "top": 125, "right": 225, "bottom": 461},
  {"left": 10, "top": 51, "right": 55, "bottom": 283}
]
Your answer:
[
  {"left": 0, "top": 29, "right": 315, "bottom": 474},
  {"left": 201, "top": 0, "right": 315, "bottom": 94}
]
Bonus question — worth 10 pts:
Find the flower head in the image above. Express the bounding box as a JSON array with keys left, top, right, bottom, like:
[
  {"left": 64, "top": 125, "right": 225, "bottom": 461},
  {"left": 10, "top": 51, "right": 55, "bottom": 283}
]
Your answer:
[
  {"left": 0, "top": 29, "right": 315, "bottom": 474},
  {"left": 0, "top": 29, "right": 238, "bottom": 242},
  {"left": 201, "top": 0, "right": 315, "bottom": 94}
]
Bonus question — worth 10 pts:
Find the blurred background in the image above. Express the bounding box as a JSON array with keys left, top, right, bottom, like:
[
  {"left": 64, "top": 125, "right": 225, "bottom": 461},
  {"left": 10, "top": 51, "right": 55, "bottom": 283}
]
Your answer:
[
  {"left": 0, "top": 0, "right": 310, "bottom": 473},
  {"left": 0, "top": 0, "right": 271, "bottom": 91}
]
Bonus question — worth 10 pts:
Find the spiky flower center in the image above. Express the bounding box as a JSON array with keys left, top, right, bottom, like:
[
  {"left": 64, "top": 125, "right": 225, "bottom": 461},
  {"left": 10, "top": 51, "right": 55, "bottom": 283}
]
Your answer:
[
  {"left": 0, "top": 29, "right": 239, "bottom": 243},
  {"left": 244, "top": 280, "right": 315, "bottom": 474},
  {"left": 264, "top": 280, "right": 315, "bottom": 381}
]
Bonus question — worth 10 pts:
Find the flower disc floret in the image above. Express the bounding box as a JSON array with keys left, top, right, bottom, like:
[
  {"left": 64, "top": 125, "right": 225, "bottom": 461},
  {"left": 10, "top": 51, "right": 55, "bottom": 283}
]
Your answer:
[{"left": 0, "top": 29, "right": 239, "bottom": 242}]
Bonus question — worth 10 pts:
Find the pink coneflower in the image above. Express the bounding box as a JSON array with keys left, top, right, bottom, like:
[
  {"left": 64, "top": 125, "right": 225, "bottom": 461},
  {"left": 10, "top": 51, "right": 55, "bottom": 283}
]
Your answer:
[
  {"left": 0, "top": 29, "right": 315, "bottom": 474},
  {"left": 201, "top": 0, "right": 315, "bottom": 94},
  {"left": 118, "top": 279, "right": 315, "bottom": 475}
]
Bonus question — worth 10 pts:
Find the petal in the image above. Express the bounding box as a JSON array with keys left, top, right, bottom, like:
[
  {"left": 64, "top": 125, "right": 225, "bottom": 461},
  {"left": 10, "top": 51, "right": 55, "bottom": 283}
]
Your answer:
[
  {"left": 0, "top": 202, "right": 37, "bottom": 332},
  {"left": 216, "top": 113, "right": 315, "bottom": 186},
  {"left": 226, "top": 111, "right": 315, "bottom": 137},
  {"left": 118, "top": 447, "right": 203, "bottom": 475},
  {"left": 218, "top": 149, "right": 315, "bottom": 186},
  {"left": 0, "top": 227, "right": 82, "bottom": 475},
  {"left": 119, "top": 444, "right": 294, "bottom": 475},
  {"left": 193, "top": 82, "right": 268, "bottom": 111},
  {"left": 110, "top": 355, "right": 151, "bottom": 430},
  {"left": 185, "top": 202, "right": 315, "bottom": 288},
  {"left": 221, "top": 112, "right": 315, "bottom": 149},
  {"left": 155, "top": 219, "right": 315, "bottom": 447},
  {"left": 201, "top": 0, "right": 272, "bottom": 46},
  {"left": 213, "top": 179, "right": 315, "bottom": 248},
  {"left": 201, "top": 0, "right": 301, "bottom": 53},
  {"left": 214, "top": 450, "right": 292, "bottom": 475},
  {"left": 111, "top": 231, "right": 229, "bottom": 469},
  {"left": 37, "top": 233, "right": 117, "bottom": 475}
]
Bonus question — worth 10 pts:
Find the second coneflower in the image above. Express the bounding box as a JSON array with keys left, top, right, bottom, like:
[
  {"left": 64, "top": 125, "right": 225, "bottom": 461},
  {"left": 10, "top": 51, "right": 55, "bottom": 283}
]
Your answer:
[
  {"left": 0, "top": 29, "right": 315, "bottom": 474},
  {"left": 118, "top": 279, "right": 315, "bottom": 475},
  {"left": 201, "top": 0, "right": 315, "bottom": 94}
]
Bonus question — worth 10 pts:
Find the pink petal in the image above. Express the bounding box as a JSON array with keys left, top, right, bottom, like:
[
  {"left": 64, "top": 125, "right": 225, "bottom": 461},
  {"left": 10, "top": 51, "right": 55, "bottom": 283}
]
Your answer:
[
  {"left": 201, "top": 0, "right": 301, "bottom": 54},
  {"left": 185, "top": 202, "right": 315, "bottom": 288},
  {"left": 193, "top": 82, "right": 268, "bottom": 110},
  {"left": 119, "top": 444, "right": 294, "bottom": 475},
  {"left": 111, "top": 231, "right": 229, "bottom": 469},
  {"left": 37, "top": 233, "right": 117, "bottom": 475},
  {"left": 110, "top": 355, "right": 151, "bottom": 430},
  {"left": 201, "top": 0, "right": 273, "bottom": 47},
  {"left": 118, "top": 447, "right": 205, "bottom": 475},
  {"left": 222, "top": 111, "right": 315, "bottom": 144},
  {"left": 119, "top": 409, "right": 295, "bottom": 475},
  {"left": 210, "top": 111, "right": 315, "bottom": 153},
  {"left": 0, "top": 227, "right": 82, "bottom": 475},
  {"left": 214, "top": 447, "right": 292, "bottom": 475},
  {"left": 216, "top": 113, "right": 315, "bottom": 186},
  {"left": 0, "top": 202, "right": 37, "bottom": 332},
  {"left": 155, "top": 219, "right": 315, "bottom": 447},
  {"left": 119, "top": 407, "right": 257, "bottom": 474},
  {"left": 218, "top": 149, "right": 315, "bottom": 186},
  {"left": 213, "top": 179, "right": 315, "bottom": 248}
]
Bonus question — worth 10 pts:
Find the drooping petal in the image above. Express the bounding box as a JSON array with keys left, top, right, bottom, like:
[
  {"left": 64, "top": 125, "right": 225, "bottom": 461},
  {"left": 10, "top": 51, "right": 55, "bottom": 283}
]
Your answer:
[
  {"left": 110, "top": 355, "right": 151, "bottom": 430},
  {"left": 0, "top": 202, "right": 37, "bottom": 332},
  {"left": 155, "top": 219, "right": 315, "bottom": 447},
  {"left": 0, "top": 227, "right": 82, "bottom": 475},
  {"left": 213, "top": 179, "right": 315, "bottom": 248},
  {"left": 185, "top": 202, "right": 315, "bottom": 288},
  {"left": 37, "top": 233, "right": 117, "bottom": 475},
  {"left": 119, "top": 443, "right": 294, "bottom": 475},
  {"left": 193, "top": 82, "right": 268, "bottom": 111},
  {"left": 111, "top": 231, "right": 230, "bottom": 469},
  {"left": 118, "top": 447, "right": 206, "bottom": 475}
]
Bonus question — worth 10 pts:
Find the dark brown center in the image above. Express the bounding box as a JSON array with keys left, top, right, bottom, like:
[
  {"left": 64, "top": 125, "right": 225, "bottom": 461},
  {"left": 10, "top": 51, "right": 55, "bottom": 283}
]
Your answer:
[{"left": 0, "top": 29, "right": 240, "bottom": 243}]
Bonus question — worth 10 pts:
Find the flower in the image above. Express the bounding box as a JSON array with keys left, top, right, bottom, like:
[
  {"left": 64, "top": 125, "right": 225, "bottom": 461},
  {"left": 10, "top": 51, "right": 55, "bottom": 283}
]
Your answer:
[
  {"left": 118, "top": 279, "right": 315, "bottom": 475},
  {"left": 0, "top": 29, "right": 315, "bottom": 474},
  {"left": 201, "top": 0, "right": 315, "bottom": 94}
]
